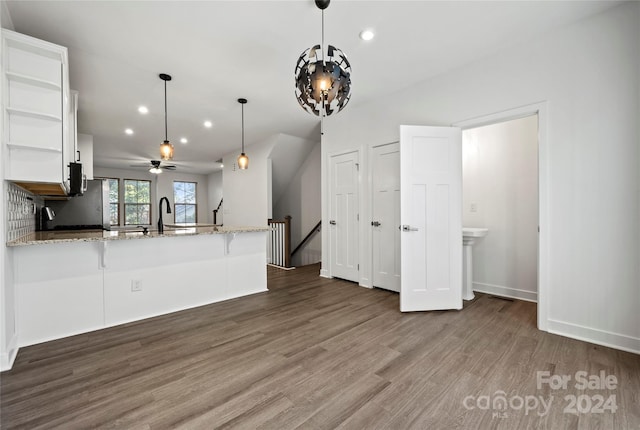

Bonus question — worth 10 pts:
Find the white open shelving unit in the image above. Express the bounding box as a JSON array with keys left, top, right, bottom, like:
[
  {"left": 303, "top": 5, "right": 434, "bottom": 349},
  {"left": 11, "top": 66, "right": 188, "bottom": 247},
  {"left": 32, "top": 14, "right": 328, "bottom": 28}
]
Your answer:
[{"left": 2, "top": 29, "right": 69, "bottom": 186}]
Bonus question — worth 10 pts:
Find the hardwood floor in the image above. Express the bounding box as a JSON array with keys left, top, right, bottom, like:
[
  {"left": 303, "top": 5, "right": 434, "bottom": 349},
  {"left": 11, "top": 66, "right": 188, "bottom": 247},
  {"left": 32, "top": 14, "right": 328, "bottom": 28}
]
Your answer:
[{"left": 1, "top": 263, "right": 639, "bottom": 429}]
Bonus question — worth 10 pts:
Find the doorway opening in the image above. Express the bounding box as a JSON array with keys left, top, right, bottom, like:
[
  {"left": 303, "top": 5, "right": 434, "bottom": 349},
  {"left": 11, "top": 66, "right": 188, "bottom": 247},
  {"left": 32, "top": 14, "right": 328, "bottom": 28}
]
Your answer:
[
  {"left": 364, "top": 104, "right": 547, "bottom": 326},
  {"left": 461, "top": 113, "right": 540, "bottom": 314}
]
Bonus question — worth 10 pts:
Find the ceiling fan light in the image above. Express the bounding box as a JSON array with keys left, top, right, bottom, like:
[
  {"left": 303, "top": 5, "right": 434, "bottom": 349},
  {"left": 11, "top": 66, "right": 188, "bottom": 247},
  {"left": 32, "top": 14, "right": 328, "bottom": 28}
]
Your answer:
[
  {"left": 160, "top": 140, "right": 174, "bottom": 161},
  {"left": 149, "top": 166, "right": 163, "bottom": 174},
  {"left": 237, "top": 152, "right": 249, "bottom": 170}
]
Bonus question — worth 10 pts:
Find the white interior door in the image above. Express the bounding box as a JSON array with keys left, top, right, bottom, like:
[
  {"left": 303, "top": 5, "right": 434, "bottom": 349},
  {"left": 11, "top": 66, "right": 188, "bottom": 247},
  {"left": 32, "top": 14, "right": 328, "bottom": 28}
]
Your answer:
[
  {"left": 400, "top": 125, "right": 462, "bottom": 311},
  {"left": 329, "top": 151, "right": 359, "bottom": 282},
  {"left": 372, "top": 143, "right": 401, "bottom": 292}
]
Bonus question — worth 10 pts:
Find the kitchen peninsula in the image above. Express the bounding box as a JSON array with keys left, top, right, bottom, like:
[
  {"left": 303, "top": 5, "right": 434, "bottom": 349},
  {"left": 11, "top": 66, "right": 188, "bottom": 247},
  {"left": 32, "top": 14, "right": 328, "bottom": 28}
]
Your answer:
[{"left": 7, "top": 226, "right": 268, "bottom": 348}]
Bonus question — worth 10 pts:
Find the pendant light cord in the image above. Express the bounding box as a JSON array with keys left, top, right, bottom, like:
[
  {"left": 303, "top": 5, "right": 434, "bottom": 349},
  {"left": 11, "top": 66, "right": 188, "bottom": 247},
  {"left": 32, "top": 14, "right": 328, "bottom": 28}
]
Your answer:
[
  {"left": 321, "top": 8, "right": 326, "bottom": 126},
  {"left": 321, "top": 9, "right": 324, "bottom": 63},
  {"left": 241, "top": 103, "right": 245, "bottom": 153},
  {"left": 164, "top": 79, "right": 168, "bottom": 141}
]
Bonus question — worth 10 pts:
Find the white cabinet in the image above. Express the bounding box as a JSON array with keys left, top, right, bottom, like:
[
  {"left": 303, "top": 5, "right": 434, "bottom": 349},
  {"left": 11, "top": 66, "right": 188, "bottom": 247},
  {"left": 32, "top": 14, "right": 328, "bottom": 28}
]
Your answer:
[
  {"left": 68, "top": 93, "right": 94, "bottom": 182},
  {"left": 2, "top": 29, "right": 69, "bottom": 188},
  {"left": 13, "top": 241, "right": 104, "bottom": 347},
  {"left": 11, "top": 232, "right": 267, "bottom": 347},
  {"left": 64, "top": 89, "right": 79, "bottom": 190},
  {"left": 77, "top": 133, "right": 94, "bottom": 180}
]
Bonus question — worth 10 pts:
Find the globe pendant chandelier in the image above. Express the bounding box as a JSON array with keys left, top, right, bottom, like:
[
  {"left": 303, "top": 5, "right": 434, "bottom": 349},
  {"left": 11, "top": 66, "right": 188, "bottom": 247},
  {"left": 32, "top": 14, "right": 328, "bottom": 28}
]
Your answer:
[{"left": 295, "top": 0, "right": 351, "bottom": 117}]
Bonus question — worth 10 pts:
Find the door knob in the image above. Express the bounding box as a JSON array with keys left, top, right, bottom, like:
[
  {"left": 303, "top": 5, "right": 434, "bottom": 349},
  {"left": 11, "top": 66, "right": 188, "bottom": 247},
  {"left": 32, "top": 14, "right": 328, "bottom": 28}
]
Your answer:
[
  {"left": 371, "top": 221, "right": 381, "bottom": 227},
  {"left": 329, "top": 220, "right": 337, "bottom": 225},
  {"left": 402, "top": 225, "right": 419, "bottom": 232}
]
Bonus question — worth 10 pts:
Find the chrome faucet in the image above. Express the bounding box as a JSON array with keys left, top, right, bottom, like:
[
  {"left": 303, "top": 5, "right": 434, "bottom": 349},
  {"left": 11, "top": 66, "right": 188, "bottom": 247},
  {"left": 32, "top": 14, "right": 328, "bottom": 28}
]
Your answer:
[{"left": 158, "top": 197, "right": 172, "bottom": 234}]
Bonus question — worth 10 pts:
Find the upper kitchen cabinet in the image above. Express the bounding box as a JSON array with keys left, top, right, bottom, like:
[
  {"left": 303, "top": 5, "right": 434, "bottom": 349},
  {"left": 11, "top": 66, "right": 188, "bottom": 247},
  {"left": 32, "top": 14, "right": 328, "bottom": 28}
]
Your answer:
[
  {"left": 77, "top": 133, "right": 94, "bottom": 180},
  {"left": 66, "top": 90, "right": 79, "bottom": 179},
  {"left": 2, "top": 29, "right": 69, "bottom": 192}
]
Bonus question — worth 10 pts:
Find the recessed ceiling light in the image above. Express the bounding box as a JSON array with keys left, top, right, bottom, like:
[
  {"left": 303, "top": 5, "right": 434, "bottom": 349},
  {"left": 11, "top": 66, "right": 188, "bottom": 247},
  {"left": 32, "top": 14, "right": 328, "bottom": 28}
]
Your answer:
[
  {"left": 359, "top": 30, "right": 375, "bottom": 41},
  {"left": 204, "top": 120, "right": 213, "bottom": 128},
  {"left": 125, "top": 128, "right": 134, "bottom": 135},
  {"left": 180, "top": 137, "right": 188, "bottom": 144},
  {"left": 138, "top": 105, "right": 149, "bottom": 114}
]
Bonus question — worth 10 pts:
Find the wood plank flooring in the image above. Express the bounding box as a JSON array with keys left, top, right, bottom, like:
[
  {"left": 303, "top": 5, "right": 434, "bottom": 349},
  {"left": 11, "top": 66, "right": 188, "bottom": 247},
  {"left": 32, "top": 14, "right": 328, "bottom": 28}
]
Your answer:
[{"left": 1, "top": 263, "right": 639, "bottom": 429}]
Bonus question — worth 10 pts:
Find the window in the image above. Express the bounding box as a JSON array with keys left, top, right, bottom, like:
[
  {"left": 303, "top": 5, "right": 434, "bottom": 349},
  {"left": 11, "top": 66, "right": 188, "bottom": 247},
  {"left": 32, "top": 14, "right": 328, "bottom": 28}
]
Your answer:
[
  {"left": 124, "top": 179, "right": 151, "bottom": 225},
  {"left": 106, "top": 178, "right": 120, "bottom": 226},
  {"left": 173, "top": 181, "right": 197, "bottom": 223},
  {"left": 95, "top": 177, "right": 121, "bottom": 226}
]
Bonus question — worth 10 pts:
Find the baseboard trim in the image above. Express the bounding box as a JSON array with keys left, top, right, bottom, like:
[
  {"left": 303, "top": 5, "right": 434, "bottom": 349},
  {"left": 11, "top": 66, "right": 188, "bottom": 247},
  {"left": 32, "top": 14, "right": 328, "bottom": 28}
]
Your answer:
[
  {"left": 473, "top": 282, "right": 537, "bottom": 303},
  {"left": 547, "top": 318, "right": 640, "bottom": 355},
  {"left": 0, "top": 333, "right": 19, "bottom": 372},
  {"left": 102, "top": 288, "right": 271, "bottom": 334},
  {"left": 319, "top": 269, "right": 330, "bottom": 279}
]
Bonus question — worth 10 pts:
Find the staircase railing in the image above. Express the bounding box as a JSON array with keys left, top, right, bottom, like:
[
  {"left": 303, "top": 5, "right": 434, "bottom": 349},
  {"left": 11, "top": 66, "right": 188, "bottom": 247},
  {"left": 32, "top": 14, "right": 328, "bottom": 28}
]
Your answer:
[
  {"left": 268, "top": 215, "right": 291, "bottom": 268},
  {"left": 291, "top": 220, "right": 321, "bottom": 257}
]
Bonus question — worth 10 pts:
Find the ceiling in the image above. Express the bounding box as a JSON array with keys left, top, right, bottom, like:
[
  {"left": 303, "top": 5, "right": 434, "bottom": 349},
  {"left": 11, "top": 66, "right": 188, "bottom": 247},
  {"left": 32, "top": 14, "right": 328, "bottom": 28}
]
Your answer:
[{"left": 5, "top": 0, "right": 618, "bottom": 175}]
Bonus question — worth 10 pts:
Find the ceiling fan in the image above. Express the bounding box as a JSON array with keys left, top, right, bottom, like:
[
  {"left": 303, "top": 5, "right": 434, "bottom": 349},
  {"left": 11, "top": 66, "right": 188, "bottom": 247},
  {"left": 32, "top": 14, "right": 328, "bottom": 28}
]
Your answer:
[{"left": 130, "top": 159, "right": 177, "bottom": 174}]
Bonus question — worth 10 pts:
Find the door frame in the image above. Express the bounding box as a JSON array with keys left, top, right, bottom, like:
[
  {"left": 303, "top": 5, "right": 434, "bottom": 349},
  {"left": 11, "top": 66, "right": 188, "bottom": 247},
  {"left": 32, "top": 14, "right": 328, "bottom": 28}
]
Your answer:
[
  {"left": 324, "top": 148, "right": 361, "bottom": 281},
  {"left": 453, "top": 101, "right": 549, "bottom": 331},
  {"left": 369, "top": 141, "right": 400, "bottom": 291}
]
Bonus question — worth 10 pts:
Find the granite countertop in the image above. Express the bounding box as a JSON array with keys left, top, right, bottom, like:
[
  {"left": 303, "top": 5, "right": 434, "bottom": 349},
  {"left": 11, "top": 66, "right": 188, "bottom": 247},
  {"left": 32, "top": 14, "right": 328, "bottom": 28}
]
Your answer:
[
  {"left": 7, "top": 226, "right": 269, "bottom": 247},
  {"left": 164, "top": 223, "right": 218, "bottom": 228}
]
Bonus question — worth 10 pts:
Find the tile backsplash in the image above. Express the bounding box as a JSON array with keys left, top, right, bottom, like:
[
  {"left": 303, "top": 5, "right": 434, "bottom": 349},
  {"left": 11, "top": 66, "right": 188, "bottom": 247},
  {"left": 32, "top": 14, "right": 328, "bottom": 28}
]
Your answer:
[{"left": 6, "top": 182, "right": 41, "bottom": 242}]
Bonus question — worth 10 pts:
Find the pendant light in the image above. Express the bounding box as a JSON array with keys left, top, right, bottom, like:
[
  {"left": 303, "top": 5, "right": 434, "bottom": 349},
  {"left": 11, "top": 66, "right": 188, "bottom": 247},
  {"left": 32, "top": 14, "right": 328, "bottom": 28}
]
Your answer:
[
  {"left": 295, "top": 0, "right": 351, "bottom": 117},
  {"left": 237, "top": 98, "right": 249, "bottom": 170},
  {"left": 159, "top": 73, "right": 174, "bottom": 160}
]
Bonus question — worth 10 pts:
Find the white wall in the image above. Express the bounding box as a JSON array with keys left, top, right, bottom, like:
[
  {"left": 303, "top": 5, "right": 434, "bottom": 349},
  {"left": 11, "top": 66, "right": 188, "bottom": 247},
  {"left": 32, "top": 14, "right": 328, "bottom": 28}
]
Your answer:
[
  {"left": 1, "top": 0, "right": 13, "bottom": 30},
  {"left": 93, "top": 167, "right": 209, "bottom": 226},
  {"left": 322, "top": 3, "right": 639, "bottom": 353},
  {"left": 463, "top": 115, "right": 538, "bottom": 301},
  {"left": 269, "top": 134, "right": 317, "bottom": 205},
  {"left": 207, "top": 170, "right": 223, "bottom": 224},
  {"left": 221, "top": 133, "right": 317, "bottom": 228},
  {"left": 222, "top": 135, "right": 278, "bottom": 227},
  {"left": 273, "top": 141, "right": 322, "bottom": 266}
]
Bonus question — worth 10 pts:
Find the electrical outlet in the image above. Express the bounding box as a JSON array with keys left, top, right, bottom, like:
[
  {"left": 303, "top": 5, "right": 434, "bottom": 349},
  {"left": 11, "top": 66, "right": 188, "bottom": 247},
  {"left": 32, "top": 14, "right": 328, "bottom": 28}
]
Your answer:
[
  {"left": 131, "top": 280, "right": 142, "bottom": 292},
  {"left": 470, "top": 203, "right": 478, "bottom": 213}
]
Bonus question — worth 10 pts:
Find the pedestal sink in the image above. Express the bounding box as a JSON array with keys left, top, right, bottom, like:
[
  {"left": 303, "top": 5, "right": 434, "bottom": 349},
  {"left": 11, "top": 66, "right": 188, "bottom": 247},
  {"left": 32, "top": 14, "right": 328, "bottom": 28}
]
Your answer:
[{"left": 462, "top": 227, "right": 488, "bottom": 301}]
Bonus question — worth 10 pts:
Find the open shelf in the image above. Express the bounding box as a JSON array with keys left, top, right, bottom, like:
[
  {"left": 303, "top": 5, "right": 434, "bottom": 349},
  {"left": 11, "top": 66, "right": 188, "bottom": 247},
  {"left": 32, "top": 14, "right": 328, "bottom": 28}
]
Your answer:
[
  {"left": 7, "top": 141, "right": 62, "bottom": 153},
  {"left": 6, "top": 107, "right": 62, "bottom": 122},
  {"left": 6, "top": 71, "right": 61, "bottom": 91}
]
